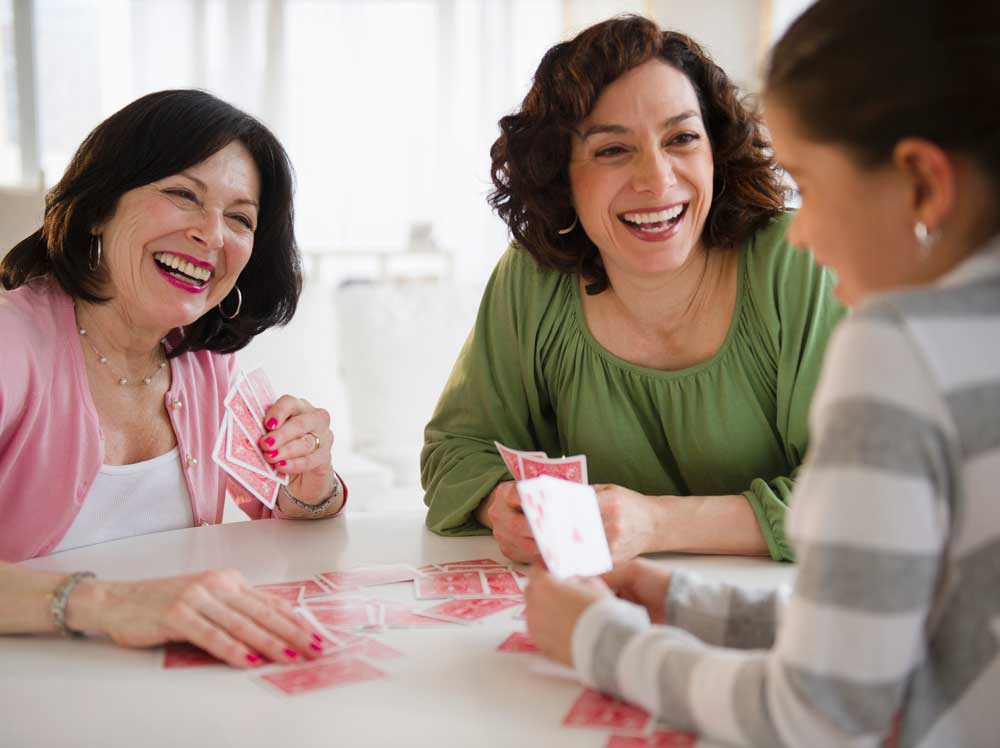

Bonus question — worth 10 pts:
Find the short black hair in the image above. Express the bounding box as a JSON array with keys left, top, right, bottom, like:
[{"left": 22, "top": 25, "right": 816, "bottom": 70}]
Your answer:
[{"left": 0, "top": 89, "right": 301, "bottom": 355}]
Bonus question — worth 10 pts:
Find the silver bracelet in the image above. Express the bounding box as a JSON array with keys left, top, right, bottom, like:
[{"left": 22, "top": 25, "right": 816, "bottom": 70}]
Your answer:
[
  {"left": 280, "top": 476, "right": 342, "bottom": 514},
  {"left": 50, "top": 571, "right": 96, "bottom": 638}
]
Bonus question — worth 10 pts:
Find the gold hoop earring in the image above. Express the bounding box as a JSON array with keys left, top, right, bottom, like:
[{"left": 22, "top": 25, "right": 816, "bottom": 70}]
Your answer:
[
  {"left": 88, "top": 235, "right": 102, "bottom": 271},
  {"left": 557, "top": 215, "right": 578, "bottom": 235},
  {"left": 218, "top": 286, "right": 242, "bottom": 320}
]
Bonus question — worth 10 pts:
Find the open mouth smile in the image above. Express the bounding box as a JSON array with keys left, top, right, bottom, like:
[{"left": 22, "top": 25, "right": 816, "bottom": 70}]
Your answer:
[
  {"left": 153, "top": 251, "right": 215, "bottom": 293},
  {"left": 618, "top": 203, "right": 688, "bottom": 241}
]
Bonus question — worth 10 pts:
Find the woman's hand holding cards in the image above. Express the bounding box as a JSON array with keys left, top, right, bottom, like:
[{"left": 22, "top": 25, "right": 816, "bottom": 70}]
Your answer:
[{"left": 258, "top": 395, "right": 342, "bottom": 516}]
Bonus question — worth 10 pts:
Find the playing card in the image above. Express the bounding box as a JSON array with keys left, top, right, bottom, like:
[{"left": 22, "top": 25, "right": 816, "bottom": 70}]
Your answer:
[
  {"left": 225, "top": 384, "right": 266, "bottom": 440},
  {"left": 334, "top": 637, "right": 403, "bottom": 661},
  {"left": 420, "top": 597, "right": 521, "bottom": 622},
  {"left": 414, "top": 571, "right": 488, "bottom": 599},
  {"left": 305, "top": 604, "right": 375, "bottom": 630},
  {"left": 484, "top": 570, "right": 523, "bottom": 596},
  {"left": 318, "top": 565, "right": 420, "bottom": 590},
  {"left": 246, "top": 366, "right": 278, "bottom": 412},
  {"left": 253, "top": 582, "right": 305, "bottom": 604},
  {"left": 516, "top": 475, "right": 612, "bottom": 579},
  {"left": 605, "top": 732, "right": 697, "bottom": 748},
  {"left": 562, "top": 689, "right": 651, "bottom": 732},
  {"left": 223, "top": 382, "right": 289, "bottom": 487},
  {"left": 374, "top": 601, "right": 464, "bottom": 628},
  {"left": 512, "top": 605, "right": 526, "bottom": 620},
  {"left": 235, "top": 371, "right": 266, "bottom": 424},
  {"left": 212, "top": 416, "right": 281, "bottom": 508},
  {"left": 520, "top": 454, "right": 588, "bottom": 484},
  {"left": 255, "top": 579, "right": 328, "bottom": 603},
  {"left": 225, "top": 412, "right": 276, "bottom": 478},
  {"left": 494, "top": 441, "right": 547, "bottom": 480},
  {"left": 259, "top": 656, "right": 387, "bottom": 695},
  {"left": 438, "top": 558, "right": 506, "bottom": 569},
  {"left": 162, "top": 642, "right": 227, "bottom": 668},
  {"left": 496, "top": 631, "right": 538, "bottom": 653}
]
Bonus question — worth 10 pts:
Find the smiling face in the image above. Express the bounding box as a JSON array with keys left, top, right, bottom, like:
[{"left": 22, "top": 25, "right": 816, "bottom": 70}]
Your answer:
[
  {"left": 95, "top": 140, "right": 261, "bottom": 330},
  {"left": 568, "top": 59, "right": 715, "bottom": 282}
]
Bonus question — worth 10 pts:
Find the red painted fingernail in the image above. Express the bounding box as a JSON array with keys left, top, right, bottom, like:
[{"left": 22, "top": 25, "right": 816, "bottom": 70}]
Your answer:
[
  {"left": 265, "top": 450, "right": 278, "bottom": 458},
  {"left": 246, "top": 653, "right": 261, "bottom": 664},
  {"left": 284, "top": 648, "right": 299, "bottom": 659},
  {"left": 264, "top": 436, "right": 275, "bottom": 447},
  {"left": 278, "top": 460, "right": 287, "bottom": 467},
  {"left": 309, "top": 642, "right": 323, "bottom": 652},
  {"left": 311, "top": 632, "right": 323, "bottom": 643},
  {"left": 266, "top": 418, "right": 278, "bottom": 430}
]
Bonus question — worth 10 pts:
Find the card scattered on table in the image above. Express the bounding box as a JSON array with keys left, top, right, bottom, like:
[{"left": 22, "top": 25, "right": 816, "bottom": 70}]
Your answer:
[
  {"left": 259, "top": 656, "right": 387, "bottom": 695},
  {"left": 563, "top": 689, "right": 651, "bottom": 732},
  {"left": 516, "top": 475, "right": 613, "bottom": 579}
]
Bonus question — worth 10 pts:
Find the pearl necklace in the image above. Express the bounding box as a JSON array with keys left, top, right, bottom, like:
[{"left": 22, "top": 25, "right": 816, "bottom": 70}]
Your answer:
[{"left": 75, "top": 314, "right": 168, "bottom": 387}]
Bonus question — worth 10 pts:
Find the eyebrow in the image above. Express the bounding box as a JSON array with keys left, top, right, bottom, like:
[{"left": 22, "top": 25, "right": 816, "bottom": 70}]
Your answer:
[
  {"left": 178, "top": 172, "right": 259, "bottom": 209},
  {"left": 580, "top": 110, "right": 700, "bottom": 140}
]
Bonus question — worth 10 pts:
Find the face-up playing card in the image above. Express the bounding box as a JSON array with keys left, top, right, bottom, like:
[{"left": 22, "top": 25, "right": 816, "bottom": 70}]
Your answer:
[
  {"left": 484, "top": 570, "right": 523, "bottom": 596},
  {"left": 496, "top": 631, "right": 538, "bottom": 653},
  {"left": 259, "top": 656, "right": 387, "bottom": 695},
  {"left": 413, "top": 571, "right": 488, "bottom": 599},
  {"left": 420, "top": 597, "right": 521, "bottom": 622},
  {"left": 605, "top": 731, "right": 697, "bottom": 748},
  {"left": 520, "top": 454, "right": 588, "bottom": 484},
  {"left": 562, "top": 689, "right": 651, "bottom": 732},
  {"left": 516, "top": 476, "right": 612, "bottom": 579}
]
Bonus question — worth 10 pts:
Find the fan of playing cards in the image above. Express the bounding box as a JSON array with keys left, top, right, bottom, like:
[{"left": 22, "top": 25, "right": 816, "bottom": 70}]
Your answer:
[
  {"left": 495, "top": 441, "right": 613, "bottom": 579},
  {"left": 213, "top": 366, "right": 287, "bottom": 509}
]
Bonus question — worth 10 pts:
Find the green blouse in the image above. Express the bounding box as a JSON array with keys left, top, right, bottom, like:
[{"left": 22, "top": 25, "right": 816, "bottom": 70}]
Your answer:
[{"left": 421, "top": 214, "right": 844, "bottom": 561}]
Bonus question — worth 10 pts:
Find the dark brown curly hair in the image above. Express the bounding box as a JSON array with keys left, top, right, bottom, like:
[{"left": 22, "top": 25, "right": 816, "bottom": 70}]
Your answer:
[{"left": 489, "top": 15, "right": 785, "bottom": 294}]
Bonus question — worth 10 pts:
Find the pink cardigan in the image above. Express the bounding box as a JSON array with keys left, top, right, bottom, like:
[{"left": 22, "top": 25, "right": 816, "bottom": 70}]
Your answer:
[{"left": 0, "top": 278, "right": 343, "bottom": 562}]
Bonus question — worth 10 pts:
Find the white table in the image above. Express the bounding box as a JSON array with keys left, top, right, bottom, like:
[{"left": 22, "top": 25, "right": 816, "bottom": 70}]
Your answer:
[{"left": 2, "top": 510, "right": 795, "bottom": 748}]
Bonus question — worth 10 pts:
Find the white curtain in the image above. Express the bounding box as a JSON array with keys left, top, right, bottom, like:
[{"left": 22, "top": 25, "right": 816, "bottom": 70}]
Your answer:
[{"left": 15, "top": 0, "right": 566, "bottom": 283}]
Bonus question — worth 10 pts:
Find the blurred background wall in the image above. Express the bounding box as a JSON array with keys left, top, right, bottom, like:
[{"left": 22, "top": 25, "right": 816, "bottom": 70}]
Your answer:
[{"left": 0, "top": 0, "right": 813, "bottom": 512}]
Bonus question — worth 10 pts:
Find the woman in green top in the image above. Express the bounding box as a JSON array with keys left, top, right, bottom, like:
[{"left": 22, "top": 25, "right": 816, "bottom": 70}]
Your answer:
[{"left": 421, "top": 16, "right": 843, "bottom": 563}]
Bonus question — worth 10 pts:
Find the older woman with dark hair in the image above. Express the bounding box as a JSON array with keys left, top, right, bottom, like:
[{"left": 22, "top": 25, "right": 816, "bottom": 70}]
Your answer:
[
  {"left": 0, "top": 90, "right": 344, "bottom": 667},
  {"left": 421, "top": 15, "right": 844, "bottom": 563}
]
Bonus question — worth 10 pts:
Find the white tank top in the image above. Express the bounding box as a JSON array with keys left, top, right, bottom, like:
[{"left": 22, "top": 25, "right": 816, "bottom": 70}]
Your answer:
[{"left": 52, "top": 447, "right": 194, "bottom": 553}]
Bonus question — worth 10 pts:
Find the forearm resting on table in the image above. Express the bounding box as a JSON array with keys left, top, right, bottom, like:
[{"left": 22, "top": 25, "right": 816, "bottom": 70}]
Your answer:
[
  {"left": 650, "top": 493, "right": 769, "bottom": 556},
  {"left": 0, "top": 562, "right": 107, "bottom": 635}
]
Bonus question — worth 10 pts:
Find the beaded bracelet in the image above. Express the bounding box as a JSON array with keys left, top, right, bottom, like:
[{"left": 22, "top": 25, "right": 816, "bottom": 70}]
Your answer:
[
  {"left": 50, "top": 571, "right": 96, "bottom": 638},
  {"left": 280, "top": 475, "right": 342, "bottom": 514}
]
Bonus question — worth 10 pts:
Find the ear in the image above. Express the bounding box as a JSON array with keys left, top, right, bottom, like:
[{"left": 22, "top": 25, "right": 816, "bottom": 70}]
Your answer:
[{"left": 892, "top": 138, "right": 956, "bottom": 230}]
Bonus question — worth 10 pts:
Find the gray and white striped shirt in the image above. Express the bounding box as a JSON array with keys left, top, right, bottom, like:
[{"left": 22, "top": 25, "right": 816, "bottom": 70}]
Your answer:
[{"left": 573, "top": 237, "right": 1000, "bottom": 748}]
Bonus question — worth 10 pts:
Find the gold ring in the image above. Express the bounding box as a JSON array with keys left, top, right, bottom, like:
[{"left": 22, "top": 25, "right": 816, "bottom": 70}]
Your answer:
[{"left": 305, "top": 431, "right": 322, "bottom": 452}]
